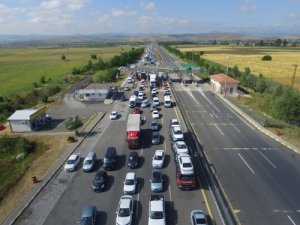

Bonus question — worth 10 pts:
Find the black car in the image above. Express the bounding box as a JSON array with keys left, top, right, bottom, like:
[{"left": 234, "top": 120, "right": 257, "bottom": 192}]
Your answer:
[
  {"left": 103, "top": 147, "right": 117, "bottom": 171},
  {"left": 127, "top": 151, "right": 139, "bottom": 169},
  {"left": 92, "top": 171, "right": 107, "bottom": 192},
  {"left": 120, "top": 94, "right": 127, "bottom": 102}
]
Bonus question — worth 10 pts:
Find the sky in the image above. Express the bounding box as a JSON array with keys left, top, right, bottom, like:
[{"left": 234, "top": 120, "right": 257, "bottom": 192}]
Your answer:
[{"left": 0, "top": 0, "right": 299, "bottom": 35}]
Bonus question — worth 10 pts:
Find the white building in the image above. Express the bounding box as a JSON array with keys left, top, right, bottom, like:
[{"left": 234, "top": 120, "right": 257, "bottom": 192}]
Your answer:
[
  {"left": 210, "top": 74, "right": 239, "bottom": 95},
  {"left": 8, "top": 107, "right": 49, "bottom": 132},
  {"left": 75, "top": 83, "right": 111, "bottom": 101}
]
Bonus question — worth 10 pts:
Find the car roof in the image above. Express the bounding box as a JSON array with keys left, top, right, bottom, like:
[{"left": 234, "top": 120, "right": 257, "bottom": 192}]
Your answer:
[
  {"left": 151, "top": 120, "right": 157, "bottom": 123},
  {"left": 192, "top": 210, "right": 205, "bottom": 219},
  {"left": 179, "top": 155, "right": 191, "bottom": 163},
  {"left": 120, "top": 196, "right": 132, "bottom": 208},
  {"left": 111, "top": 111, "right": 117, "bottom": 114},
  {"left": 129, "top": 151, "right": 138, "bottom": 156},
  {"left": 81, "top": 205, "right": 95, "bottom": 217},
  {"left": 125, "top": 172, "right": 136, "bottom": 180},
  {"left": 155, "top": 150, "right": 164, "bottom": 155},
  {"left": 96, "top": 170, "right": 106, "bottom": 177},
  {"left": 173, "top": 126, "right": 181, "bottom": 131},
  {"left": 152, "top": 131, "right": 159, "bottom": 135},
  {"left": 175, "top": 141, "right": 186, "bottom": 146},
  {"left": 69, "top": 154, "right": 79, "bottom": 160}
]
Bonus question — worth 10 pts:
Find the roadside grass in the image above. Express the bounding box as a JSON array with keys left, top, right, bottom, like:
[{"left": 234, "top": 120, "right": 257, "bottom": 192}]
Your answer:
[
  {"left": 237, "top": 93, "right": 300, "bottom": 148},
  {"left": 0, "top": 137, "right": 45, "bottom": 202},
  {"left": 175, "top": 45, "right": 300, "bottom": 89},
  {"left": 0, "top": 45, "right": 135, "bottom": 97}
]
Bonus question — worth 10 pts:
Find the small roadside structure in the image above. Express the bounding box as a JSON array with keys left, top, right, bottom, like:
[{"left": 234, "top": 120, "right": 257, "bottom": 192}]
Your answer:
[
  {"left": 210, "top": 73, "right": 239, "bottom": 95},
  {"left": 8, "top": 107, "right": 49, "bottom": 132},
  {"left": 75, "top": 83, "right": 111, "bottom": 101}
]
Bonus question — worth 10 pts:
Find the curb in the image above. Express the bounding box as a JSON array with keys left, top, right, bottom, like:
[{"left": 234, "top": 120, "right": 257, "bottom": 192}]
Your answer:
[
  {"left": 4, "top": 112, "right": 106, "bottom": 225},
  {"left": 214, "top": 91, "right": 300, "bottom": 154}
]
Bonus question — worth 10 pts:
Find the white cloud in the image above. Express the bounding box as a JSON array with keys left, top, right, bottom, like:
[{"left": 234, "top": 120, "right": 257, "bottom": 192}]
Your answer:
[
  {"left": 239, "top": 5, "right": 258, "bottom": 12},
  {"left": 39, "top": 0, "right": 61, "bottom": 10},
  {"left": 288, "top": 12, "right": 300, "bottom": 19},
  {"left": 140, "top": 1, "right": 155, "bottom": 10},
  {"left": 111, "top": 8, "right": 136, "bottom": 17}
]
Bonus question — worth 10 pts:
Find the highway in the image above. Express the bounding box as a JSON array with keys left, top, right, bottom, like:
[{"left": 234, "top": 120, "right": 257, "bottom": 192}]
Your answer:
[
  {"left": 13, "top": 45, "right": 222, "bottom": 225},
  {"left": 155, "top": 44, "right": 300, "bottom": 225}
]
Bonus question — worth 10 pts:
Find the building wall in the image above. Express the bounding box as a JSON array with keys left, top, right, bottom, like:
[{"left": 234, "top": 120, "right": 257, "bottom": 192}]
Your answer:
[
  {"left": 210, "top": 79, "right": 238, "bottom": 94},
  {"left": 9, "top": 120, "right": 32, "bottom": 132}
]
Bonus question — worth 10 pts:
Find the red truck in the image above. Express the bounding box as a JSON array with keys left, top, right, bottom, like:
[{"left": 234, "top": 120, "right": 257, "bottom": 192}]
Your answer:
[{"left": 126, "top": 114, "right": 141, "bottom": 149}]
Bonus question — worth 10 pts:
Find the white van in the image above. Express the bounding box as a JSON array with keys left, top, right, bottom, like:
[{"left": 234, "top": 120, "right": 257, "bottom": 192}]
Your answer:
[
  {"left": 129, "top": 95, "right": 137, "bottom": 108},
  {"left": 127, "top": 77, "right": 133, "bottom": 83},
  {"left": 164, "top": 95, "right": 172, "bottom": 108}
]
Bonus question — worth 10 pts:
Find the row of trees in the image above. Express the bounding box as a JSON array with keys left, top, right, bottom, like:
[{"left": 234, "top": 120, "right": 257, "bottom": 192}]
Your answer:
[
  {"left": 72, "top": 47, "right": 144, "bottom": 75},
  {"left": 164, "top": 44, "right": 300, "bottom": 124}
]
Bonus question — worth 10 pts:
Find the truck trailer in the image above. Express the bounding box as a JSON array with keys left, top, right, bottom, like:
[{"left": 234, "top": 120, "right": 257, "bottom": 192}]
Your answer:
[{"left": 126, "top": 114, "right": 141, "bottom": 149}]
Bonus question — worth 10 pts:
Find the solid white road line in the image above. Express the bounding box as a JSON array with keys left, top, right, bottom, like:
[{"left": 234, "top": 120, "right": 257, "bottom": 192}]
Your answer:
[
  {"left": 214, "top": 124, "right": 224, "bottom": 135},
  {"left": 238, "top": 153, "right": 255, "bottom": 174},
  {"left": 258, "top": 151, "right": 277, "bottom": 168},
  {"left": 287, "top": 215, "right": 296, "bottom": 225}
]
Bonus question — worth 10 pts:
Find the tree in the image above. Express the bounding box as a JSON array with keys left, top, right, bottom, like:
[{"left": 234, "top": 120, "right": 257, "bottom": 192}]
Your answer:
[
  {"left": 274, "top": 39, "right": 282, "bottom": 47},
  {"left": 262, "top": 55, "right": 272, "bottom": 61},
  {"left": 283, "top": 39, "right": 288, "bottom": 47},
  {"left": 255, "top": 76, "right": 267, "bottom": 93},
  {"left": 61, "top": 54, "right": 66, "bottom": 60},
  {"left": 40, "top": 75, "right": 46, "bottom": 84},
  {"left": 91, "top": 54, "right": 97, "bottom": 59},
  {"left": 65, "top": 115, "right": 83, "bottom": 130},
  {"left": 232, "top": 66, "right": 240, "bottom": 78}
]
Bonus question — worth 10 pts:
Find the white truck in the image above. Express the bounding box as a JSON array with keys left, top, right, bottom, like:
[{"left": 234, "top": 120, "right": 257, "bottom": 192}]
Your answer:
[
  {"left": 148, "top": 195, "right": 166, "bottom": 225},
  {"left": 150, "top": 73, "right": 157, "bottom": 88}
]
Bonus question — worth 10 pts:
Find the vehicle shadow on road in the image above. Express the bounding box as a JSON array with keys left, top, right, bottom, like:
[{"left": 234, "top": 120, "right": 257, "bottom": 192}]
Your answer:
[
  {"left": 116, "top": 155, "right": 126, "bottom": 170},
  {"left": 166, "top": 200, "right": 178, "bottom": 225},
  {"left": 142, "top": 128, "right": 152, "bottom": 149},
  {"left": 95, "top": 211, "right": 107, "bottom": 225},
  {"left": 104, "top": 175, "right": 115, "bottom": 192},
  {"left": 134, "top": 200, "right": 143, "bottom": 225},
  {"left": 138, "top": 156, "right": 145, "bottom": 168},
  {"left": 137, "top": 177, "right": 145, "bottom": 193},
  {"left": 164, "top": 154, "right": 171, "bottom": 168}
]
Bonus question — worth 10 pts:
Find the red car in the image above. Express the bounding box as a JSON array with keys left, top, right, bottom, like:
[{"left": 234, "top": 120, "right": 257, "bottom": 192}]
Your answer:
[{"left": 133, "top": 107, "right": 141, "bottom": 114}]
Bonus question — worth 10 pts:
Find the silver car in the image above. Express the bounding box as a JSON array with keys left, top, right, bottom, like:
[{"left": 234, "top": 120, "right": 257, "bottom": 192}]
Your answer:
[
  {"left": 150, "top": 170, "right": 163, "bottom": 192},
  {"left": 152, "top": 131, "right": 161, "bottom": 145}
]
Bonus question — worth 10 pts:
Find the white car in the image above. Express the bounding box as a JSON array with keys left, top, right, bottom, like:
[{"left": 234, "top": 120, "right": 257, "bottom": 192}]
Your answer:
[
  {"left": 170, "top": 119, "right": 180, "bottom": 129},
  {"left": 141, "top": 99, "right": 149, "bottom": 108},
  {"left": 170, "top": 126, "right": 184, "bottom": 142},
  {"left": 177, "top": 154, "right": 194, "bottom": 175},
  {"left": 123, "top": 172, "right": 137, "bottom": 194},
  {"left": 151, "top": 88, "right": 157, "bottom": 95},
  {"left": 110, "top": 111, "right": 118, "bottom": 120},
  {"left": 152, "top": 97, "right": 160, "bottom": 106},
  {"left": 152, "top": 150, "right": 165, "bottom": 168},
  {"left": 191, "top": 209, "right": 208, "bottom": 225},
  {"left": 64, "top": 153, "right": 80, "bottom": 172},
  {"left": 173, "top": 141, "right": 189, "bottom": 155},
  {"left": 116, "top": 195, "right": 133, "bottom": 225},
  {"left": 152, "top": 110, "right": 160, "bottom": 119},
  {"left": 138, "top": 92, "right": 144, "bottom": 101}
]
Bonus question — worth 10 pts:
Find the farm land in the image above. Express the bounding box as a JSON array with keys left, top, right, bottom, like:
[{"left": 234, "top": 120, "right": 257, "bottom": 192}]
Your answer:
[
  {"left": 0, "top": 45, "right": 135, "bottom": 97},
  {"left": 175, "top": 45, "right": 300, "bottom": 89}
]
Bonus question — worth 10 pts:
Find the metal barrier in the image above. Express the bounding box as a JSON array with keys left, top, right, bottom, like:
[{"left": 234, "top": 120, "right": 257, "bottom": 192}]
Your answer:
[{"left": 171, "top": 84, "right": 238, "bottom": 225}]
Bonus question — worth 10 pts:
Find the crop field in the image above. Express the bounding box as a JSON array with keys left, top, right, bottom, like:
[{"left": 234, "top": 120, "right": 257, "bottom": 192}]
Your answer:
[
  {"left": 0, "top": 45, "right": 136, "bottom": 97},
  {"left": 176, "top": 45, "right": 300, "bottom": 89}
]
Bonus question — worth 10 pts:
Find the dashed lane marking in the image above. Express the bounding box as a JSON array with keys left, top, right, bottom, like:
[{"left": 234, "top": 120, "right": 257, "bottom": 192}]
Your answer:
[{"left": 238, "top": 153, "right": 255, "bottom": 175}]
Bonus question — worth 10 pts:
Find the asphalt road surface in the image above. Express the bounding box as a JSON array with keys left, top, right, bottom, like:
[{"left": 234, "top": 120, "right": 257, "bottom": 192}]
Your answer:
[{"left": 172, "top": 82, "right": 300, "bottom": 225}]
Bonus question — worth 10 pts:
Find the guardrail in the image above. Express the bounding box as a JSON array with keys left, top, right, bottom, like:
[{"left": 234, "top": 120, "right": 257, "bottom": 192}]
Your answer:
[{"left": 171, "top": 83, "right": 238, "bottom": 225}]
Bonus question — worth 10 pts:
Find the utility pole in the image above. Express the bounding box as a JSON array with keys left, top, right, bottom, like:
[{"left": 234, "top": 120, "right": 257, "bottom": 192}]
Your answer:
[
  {"left": 224, "top": 56, "right": 230, "bottom": 97},
  {"left": 291, "top": 64, "right": 298, "bottom": 88}
]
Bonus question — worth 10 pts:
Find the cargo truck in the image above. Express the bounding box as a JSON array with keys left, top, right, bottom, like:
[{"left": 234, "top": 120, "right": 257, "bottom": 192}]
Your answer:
[{"left": 126, "top": 114, "right": 141, "bottom": 149}]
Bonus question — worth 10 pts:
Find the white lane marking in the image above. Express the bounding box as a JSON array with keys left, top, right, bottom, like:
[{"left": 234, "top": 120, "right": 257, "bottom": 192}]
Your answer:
[
  {"left": 259, "top": 151, "right": 277, "bottom": 169},
  {"left": 287, "top": 215, "right": 296, "bottom": 225},
  {"left": 136, "top": 182, "right": 140, "bottom": 221},
  {"left": 238, "top": 153, "right": 255, "bottom": 174},
  {"left": 231, "top": 123, "right": 241, "bottom": 133},
  {"left": 214, "top": 124, "right": 224, "bottom": 135}
]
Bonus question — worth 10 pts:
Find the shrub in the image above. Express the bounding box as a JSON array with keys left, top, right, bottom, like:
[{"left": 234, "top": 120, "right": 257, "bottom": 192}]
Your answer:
[
  {"left": 65, "top": 115, "right": 83, "bottom": 130},
  {"left": 46, "top": 85, "right": 61, "bottom": 96},
  {"left": 262, "top": 55, "right": 272, "bottom": 61},
  {"left": 41, "top": 95, "right": 48, "bottom": 103}
]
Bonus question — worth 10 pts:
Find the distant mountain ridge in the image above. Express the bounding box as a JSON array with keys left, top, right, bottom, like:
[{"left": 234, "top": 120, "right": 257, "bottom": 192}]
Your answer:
[{"left": 0, "top": 32, "right": 299, "bottom": 46}]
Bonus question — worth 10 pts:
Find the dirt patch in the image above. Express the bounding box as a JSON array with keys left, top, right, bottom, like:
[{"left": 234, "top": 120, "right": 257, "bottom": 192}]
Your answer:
[{"left": 0, "top": 134, "right": 70, "bottom": 222}]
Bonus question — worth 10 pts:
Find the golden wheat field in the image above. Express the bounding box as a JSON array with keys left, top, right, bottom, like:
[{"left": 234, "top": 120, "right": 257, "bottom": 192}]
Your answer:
[{"left": 176, "top": 45, "right": 300, "bottom": 89}]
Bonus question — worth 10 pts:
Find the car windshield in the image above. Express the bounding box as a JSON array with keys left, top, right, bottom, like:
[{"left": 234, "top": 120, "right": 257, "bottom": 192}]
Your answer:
[
  {"left": 150, "top": 211, "right": 163, "bottom": 219},
  {"left": 152, "top": 133, "right": 159, "bottom": 138},
  {"left": 183, "top": 163, "right": 192, "bottom": 168},
  {"left": 80, "top": 217, "right": 93, "bottom": 225},
  {"left": 125, "top": 179, "right": 135, "bottom": 185},
  {"left": 66, "top": 159, "right": 75, "bottom": 164},
  {"left": 151, "top": 122, "right": 157, "bottom": 126},
  {"left": 154, "top": 155, "right": 162, "bottom": 160},
  {"left": 118, "top": 208, "right": 130, "bottom": 217},
  {"left": 177, "top": 143, "right": 186, "bottom": 149},
  {"left": 152, "top": 173, "right": 161, "bottom": 182},
  {"left": 179, "top": 174, "right": 195, "bottom": 180},
  {"left": 174, "top": 130, "right": 182, "bottom": 135},
  {"left": 84, "top": 160, "right": 92, "bottom": 165},
  {"left": 196, "top": 218, "right": 206, "bottom": 224}
]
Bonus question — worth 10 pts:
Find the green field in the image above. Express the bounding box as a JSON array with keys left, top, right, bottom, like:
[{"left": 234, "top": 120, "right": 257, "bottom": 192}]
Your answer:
[
  {"left": 0, "top": 45, "right": 136, "bottom": 96},
  {"left": 175, "top": 45, "right": 300, "bottom": 89}
]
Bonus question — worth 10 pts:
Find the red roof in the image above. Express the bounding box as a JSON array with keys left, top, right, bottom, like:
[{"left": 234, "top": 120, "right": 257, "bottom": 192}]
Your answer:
[{"left": 210, "top": 74, "right": 239, "bottom": 84}]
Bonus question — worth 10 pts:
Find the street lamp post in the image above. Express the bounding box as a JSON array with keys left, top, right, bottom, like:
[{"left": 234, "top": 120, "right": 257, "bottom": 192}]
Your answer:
[{"left": 224, "top": 56, "right": 230, "bottom": 97}]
